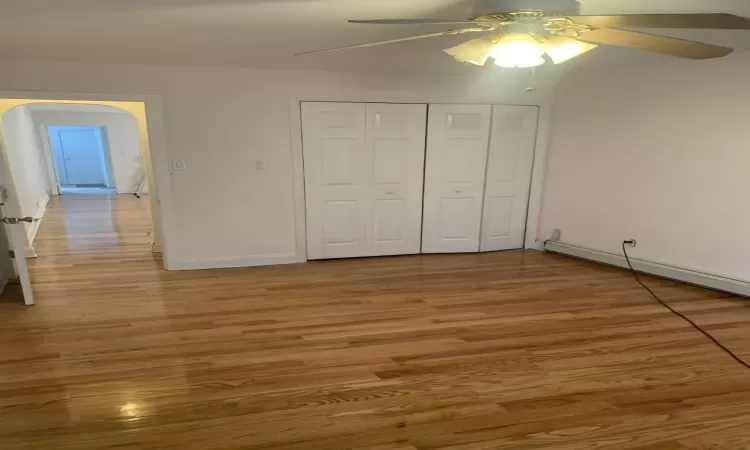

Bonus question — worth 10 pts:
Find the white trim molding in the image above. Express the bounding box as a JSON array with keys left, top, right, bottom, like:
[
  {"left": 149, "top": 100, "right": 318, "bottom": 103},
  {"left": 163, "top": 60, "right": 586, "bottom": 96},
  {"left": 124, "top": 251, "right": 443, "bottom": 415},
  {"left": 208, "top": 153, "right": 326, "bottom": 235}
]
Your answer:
[
  {"left": 172, "top": 253, "right": 303, "bottom": 271},
  {"left": 524, "top": 103, "right": 553, "bottom": 250},
  {"left": 25, "top": 196, "right": 49, "bottom": 259},
  {"left": 545, "top": 241, "right": 750, "bottom": 298}
]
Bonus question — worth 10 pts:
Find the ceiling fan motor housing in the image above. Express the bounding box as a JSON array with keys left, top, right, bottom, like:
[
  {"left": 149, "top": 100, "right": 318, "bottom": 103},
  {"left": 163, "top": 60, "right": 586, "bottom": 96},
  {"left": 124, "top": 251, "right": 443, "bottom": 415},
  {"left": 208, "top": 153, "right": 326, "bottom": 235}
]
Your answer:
[{"left": 471, "top": 0, "right": 581, "bottom": 17}]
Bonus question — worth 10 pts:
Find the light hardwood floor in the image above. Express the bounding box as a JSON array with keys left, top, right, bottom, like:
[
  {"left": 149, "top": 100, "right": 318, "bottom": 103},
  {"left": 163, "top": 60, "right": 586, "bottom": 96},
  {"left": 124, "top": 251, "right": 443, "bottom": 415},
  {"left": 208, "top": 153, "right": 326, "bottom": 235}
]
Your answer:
[{"left": 1, "top": 195, "right": 750, "bottom": 449}]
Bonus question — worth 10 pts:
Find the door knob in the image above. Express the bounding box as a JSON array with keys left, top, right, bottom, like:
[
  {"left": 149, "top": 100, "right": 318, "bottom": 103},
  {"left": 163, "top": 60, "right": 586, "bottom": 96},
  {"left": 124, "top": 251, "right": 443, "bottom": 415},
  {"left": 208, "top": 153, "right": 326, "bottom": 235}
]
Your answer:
[{"left": 1, "top": 217, "right": 38, "bottom": 224}]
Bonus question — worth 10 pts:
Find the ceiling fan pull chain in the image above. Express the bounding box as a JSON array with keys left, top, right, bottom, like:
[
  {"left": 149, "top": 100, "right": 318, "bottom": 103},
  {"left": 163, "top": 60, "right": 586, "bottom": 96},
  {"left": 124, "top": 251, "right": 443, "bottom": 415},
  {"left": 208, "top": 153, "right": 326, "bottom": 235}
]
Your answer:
[{"left": 526, "top": 67, "right": 538, "bottom": 93}]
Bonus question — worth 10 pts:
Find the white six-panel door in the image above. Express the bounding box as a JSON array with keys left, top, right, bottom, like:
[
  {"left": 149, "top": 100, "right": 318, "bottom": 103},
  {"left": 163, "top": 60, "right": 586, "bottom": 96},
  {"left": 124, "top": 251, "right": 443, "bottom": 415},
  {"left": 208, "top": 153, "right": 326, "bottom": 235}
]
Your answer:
[
  {"left": 422, "top": 105, "right": 492, "bottom": 253},
  {"left": 302, "top": 102, "right": 427, "bottom": 260},
  {"left": 480, "top": 105, "right": 539, "bottom": 252},
  {"left": 366, "top": 103, "right": 427, "bottom": 256},
  {"left": 303, "top": 102, "right": 368, "bottom": 260}
]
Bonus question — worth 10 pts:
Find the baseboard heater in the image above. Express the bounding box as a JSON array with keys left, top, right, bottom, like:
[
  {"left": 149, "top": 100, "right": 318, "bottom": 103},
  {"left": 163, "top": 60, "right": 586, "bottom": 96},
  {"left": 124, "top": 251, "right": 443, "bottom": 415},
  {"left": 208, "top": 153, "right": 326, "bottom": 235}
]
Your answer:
[{"left": 544, "top": 241, "right": 750, "bottom": 299}]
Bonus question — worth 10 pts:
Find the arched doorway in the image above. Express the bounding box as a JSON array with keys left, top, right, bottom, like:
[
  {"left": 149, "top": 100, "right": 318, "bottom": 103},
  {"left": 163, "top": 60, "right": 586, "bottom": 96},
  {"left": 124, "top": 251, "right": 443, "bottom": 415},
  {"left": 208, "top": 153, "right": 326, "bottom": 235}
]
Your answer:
[{"left": 0, "top": 97, "right": 169, "bottom": 305}]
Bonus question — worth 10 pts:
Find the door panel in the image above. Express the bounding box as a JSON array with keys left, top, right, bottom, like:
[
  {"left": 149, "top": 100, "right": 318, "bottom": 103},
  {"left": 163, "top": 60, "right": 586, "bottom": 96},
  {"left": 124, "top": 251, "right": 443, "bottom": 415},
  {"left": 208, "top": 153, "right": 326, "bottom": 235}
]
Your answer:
[
  {"left": 321, "top": 138, "right": 358, "bottom": 185},
  {"left": 51, "top": 126, "right": 110, "bottom": 187},
  {"left": 438, "top": 197, "right": 477, "bottom": 240},
  {"left": 365, "top": 103, "right": 426, "bottom": 256},
  {"left": 422, "top": 105, "right": 492, "bottom": 253},
  {"left": 485, "top": 197, "right": 514, "bottom": 237},
  {"left": 372, "top": 199, "right": 405, "bottom": 243},
  {"left": 322, "top": 200, "right": 364, "bottom": 245},
  {"left": 480, "top": 105, "right": 539, "bottom": 252},
  {"left": 303, "top": 103, "right": 368, "bottom": 260},
  {"left": 372, "top": 139, "right": 406, "bottom": 184}
]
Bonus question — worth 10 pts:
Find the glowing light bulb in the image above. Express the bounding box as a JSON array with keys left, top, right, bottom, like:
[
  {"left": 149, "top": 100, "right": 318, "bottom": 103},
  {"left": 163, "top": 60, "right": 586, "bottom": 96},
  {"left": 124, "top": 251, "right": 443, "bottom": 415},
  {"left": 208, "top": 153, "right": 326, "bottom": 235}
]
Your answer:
[{"left": 491, "top": 33, "right": 545, "bottom": 68}]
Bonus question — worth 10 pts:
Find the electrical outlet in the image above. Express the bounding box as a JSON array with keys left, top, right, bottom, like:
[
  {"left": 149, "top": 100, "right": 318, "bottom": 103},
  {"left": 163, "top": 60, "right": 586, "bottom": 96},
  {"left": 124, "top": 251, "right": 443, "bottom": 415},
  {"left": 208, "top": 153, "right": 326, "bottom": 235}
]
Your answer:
[
  {"left": 549, "top": 229, "right": 561, "bottom": 242},
  {"left": 625, "top": 239, "right": 637, "bottom": 248}
]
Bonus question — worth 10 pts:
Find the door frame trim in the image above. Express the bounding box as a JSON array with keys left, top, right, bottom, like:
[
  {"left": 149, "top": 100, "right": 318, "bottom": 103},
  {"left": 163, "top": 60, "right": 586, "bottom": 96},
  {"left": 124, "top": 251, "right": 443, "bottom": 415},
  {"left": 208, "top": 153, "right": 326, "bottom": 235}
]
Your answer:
[
  {"left": 289, "top": 99, "right": 554, "bottom": 262},
  {"left": 0, "top": 90, "right": 177, "bottom": 270}
]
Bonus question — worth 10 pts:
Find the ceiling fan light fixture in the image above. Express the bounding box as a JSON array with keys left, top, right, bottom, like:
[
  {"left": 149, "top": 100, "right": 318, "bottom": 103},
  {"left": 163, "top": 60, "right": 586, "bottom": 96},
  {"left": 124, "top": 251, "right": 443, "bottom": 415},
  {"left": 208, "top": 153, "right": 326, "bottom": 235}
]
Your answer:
[
  {"left": 443, "top": 39, "right": 495, "bottom": 66},
  {"left": 490, "top": 33, "right": 545, "bottom": 68},
  {"left": 542, "top": 36, "right": 598, "bottom": 64}
]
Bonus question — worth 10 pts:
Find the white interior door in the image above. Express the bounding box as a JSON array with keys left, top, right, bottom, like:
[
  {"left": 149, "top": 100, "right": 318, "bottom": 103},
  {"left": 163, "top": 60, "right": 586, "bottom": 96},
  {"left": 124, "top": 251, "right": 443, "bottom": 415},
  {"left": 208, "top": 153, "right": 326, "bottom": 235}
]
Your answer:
[
  {"left": 422, "top": 104, "right": 492, "bottom": 253},
  {"left": 366, "top": 103, "right": 427, "bottom": 257},
  {"left": 302, "top": 102, "right": 368, "bottom": 260},
  {"left": 0, "top": 139, "right": 34, "bottom": 305},
  {"left": 303, "top": 102, "right": 427, "bottom": 260},
  {"left": 50, "top": 126, "right": 110, "bottom": 187},
  {"left": 481, "top": 105, "right": 539, "bottom": 252}
]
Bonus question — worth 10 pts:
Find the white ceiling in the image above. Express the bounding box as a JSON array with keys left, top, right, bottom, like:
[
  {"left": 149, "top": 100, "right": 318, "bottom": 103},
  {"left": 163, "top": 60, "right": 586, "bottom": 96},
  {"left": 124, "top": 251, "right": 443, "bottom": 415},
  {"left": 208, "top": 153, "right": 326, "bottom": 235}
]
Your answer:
[{"left": 0, "top": 0, "right": 749, "bottom": 75}]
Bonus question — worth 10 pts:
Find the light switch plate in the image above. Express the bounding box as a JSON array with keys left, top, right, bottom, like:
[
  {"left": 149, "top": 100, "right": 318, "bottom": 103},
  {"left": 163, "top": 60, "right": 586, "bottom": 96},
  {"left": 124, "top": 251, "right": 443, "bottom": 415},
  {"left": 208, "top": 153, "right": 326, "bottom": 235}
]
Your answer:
[{"left": 172, "top": 160, "right": 187, "bottom": 171}]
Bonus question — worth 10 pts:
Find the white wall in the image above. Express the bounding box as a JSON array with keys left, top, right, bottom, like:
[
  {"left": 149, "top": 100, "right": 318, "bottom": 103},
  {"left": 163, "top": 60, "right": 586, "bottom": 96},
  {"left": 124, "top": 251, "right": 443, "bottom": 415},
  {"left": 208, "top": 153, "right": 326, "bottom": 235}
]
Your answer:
[
  {"left": 0, "top": 60, "right": 555, "bottom": 269},
  {"left": 1, "top": 105, "right": 49, "bottom": 246},
  {"left": 30, "top": 108, "right": 147, "bottom": 194},
  {"left": 540, "top": 54, "right": 750, "bottom": 282}
]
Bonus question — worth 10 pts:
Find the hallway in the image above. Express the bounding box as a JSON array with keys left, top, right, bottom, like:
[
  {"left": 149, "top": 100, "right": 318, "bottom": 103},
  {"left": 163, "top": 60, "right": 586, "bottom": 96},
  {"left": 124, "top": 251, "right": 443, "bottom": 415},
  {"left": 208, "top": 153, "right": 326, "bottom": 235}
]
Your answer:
[{"left": 32, "top": 194, "right": 154, "bottom": 257}]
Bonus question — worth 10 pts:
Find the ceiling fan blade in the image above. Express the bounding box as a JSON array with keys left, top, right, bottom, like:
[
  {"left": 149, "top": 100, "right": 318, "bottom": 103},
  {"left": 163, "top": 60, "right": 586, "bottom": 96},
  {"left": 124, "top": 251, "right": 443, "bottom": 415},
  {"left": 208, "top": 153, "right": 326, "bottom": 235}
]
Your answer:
[
  {"left": 296, "top": 28, "right": 488, "bottom": 56},
  {"left": 578, "top": 28, "right": 733, "bottom": 59},
  {"left": 349, "top": 19, "right": 481, "bottom": 25},
  {"left": 570, "top": 13, "right": 750, "bottom": 30}
]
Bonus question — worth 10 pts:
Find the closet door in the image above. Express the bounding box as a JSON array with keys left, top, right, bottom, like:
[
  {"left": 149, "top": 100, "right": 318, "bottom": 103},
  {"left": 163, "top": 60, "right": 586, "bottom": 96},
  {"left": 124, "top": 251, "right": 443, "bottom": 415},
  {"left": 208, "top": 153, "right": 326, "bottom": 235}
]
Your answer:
[
  {"left": 366, "top": 104, "right": 427, "bottom": 256},
  {"left": 481, "top": 106, "right": 539, "bottom": 252},
  {"left": 302, "top": 102, "right": 368, "bottom": 260},
  {"left": 422, "top": 104, "right": 492, "bottom": 253}
]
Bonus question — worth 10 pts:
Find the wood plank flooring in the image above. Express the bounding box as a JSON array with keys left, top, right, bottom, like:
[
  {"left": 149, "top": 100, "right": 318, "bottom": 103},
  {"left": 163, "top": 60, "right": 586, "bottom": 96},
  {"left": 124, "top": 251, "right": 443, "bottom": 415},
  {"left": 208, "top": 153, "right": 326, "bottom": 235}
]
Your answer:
[{"left": 1, "top": 194, "right": 750, "bottom": 449}]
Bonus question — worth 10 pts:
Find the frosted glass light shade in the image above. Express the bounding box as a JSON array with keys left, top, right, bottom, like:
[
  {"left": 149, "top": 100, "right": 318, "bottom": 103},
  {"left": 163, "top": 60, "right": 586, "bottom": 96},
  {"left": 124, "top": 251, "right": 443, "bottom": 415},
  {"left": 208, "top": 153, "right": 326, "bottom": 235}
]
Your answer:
[
  {"left": 543, "top": 36, "right": 598, "bottom": 64},
  {"left": 443, "top": 39, "right": 495, "bottom": 66}
]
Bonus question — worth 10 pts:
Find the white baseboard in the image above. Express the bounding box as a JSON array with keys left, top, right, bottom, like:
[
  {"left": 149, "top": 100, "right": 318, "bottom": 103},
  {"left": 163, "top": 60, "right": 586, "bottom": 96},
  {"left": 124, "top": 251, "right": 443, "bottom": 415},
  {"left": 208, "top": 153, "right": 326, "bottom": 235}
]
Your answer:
[
  {"left": 172, "top": 253, "right": 303, "bottom": 271},
  {"left": 544, "top": 241, "right": 750, "bottom": 298},
  {"left": 527, "top": 239, "right": 545, "bottom": 251}
]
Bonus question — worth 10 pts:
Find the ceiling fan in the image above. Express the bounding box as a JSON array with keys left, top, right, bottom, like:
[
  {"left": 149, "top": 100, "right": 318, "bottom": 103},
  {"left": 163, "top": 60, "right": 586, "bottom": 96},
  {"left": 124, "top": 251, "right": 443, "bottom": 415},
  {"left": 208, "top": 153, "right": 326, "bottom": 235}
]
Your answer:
[{"left": 297, "top": 0, "right": 750, "bottom": 68}]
